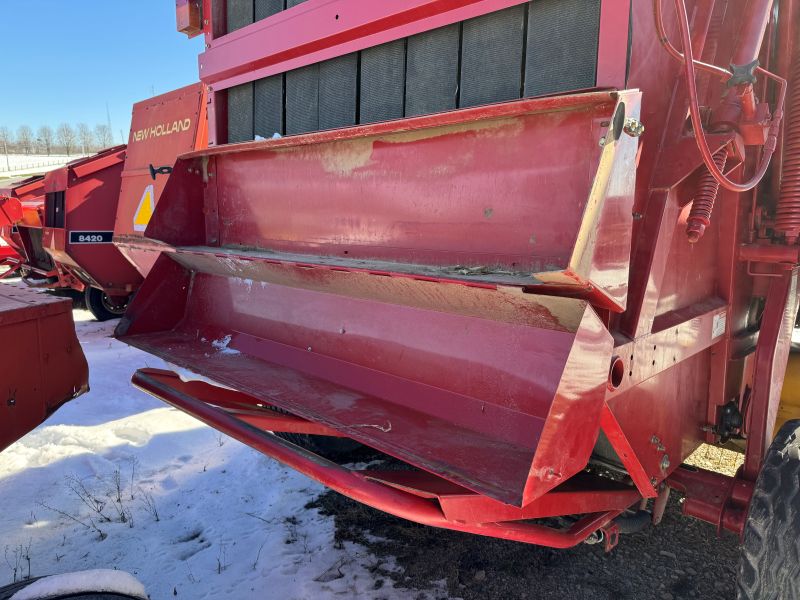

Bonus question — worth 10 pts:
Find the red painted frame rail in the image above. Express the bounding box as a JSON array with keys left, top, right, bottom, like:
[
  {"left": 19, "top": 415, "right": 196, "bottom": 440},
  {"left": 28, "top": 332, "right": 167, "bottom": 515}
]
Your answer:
[{"left": 132, "top": 368, "right": 621, "bottom": 547}]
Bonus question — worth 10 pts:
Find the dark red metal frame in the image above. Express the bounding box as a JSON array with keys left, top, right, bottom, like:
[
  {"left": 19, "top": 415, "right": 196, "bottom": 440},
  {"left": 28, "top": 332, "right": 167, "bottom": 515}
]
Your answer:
[{"left": 127, "top": 0, "right": 800, "bottom": 546}]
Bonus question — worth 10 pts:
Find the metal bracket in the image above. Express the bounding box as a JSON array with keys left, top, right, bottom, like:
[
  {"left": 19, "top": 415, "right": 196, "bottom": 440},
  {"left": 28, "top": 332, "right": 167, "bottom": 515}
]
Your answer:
[
  {"left": 149, "top": 164, "right": 174, "bottom": 180},
  {"left": 727, "top": 60, "right": 759, "bottom": 87}
]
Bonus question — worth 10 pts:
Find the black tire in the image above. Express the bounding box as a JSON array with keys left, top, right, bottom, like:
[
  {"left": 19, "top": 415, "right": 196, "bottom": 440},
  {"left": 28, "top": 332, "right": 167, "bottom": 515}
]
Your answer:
[
  {"left": 0, "top": 578, "right": 40, "bottom": 600},
  {"left": 85, "top": 287, "right": 127, "bottom": 321},
  {"left": 0, "top": 576, "right": 142, "bottom": 600},
  {"left": 737, "top": 419, "right": 800, "bottom": 599}
]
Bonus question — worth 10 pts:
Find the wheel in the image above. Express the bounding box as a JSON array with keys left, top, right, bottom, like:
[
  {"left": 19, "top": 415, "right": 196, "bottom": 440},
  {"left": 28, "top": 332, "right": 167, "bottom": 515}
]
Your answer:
[
  {"left": 0, "top": 571, "right": 146, "bottom": 599},
  {"left": 737, "top": 419, "right": 800, "bottom": 599},
  {"left": 85, "top": 287, "right": 127, "bottom": 321}
]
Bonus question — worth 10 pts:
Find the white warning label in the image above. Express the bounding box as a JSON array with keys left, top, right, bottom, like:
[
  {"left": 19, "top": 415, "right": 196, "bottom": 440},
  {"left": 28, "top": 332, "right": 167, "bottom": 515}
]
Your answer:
[{"left": 712, "top": 312, "right": 727, "bottom": 339}]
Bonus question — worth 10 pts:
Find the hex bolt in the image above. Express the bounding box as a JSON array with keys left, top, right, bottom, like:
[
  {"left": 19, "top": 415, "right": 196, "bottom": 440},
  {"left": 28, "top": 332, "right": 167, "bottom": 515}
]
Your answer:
[
  {"left": 660, "top": 454, "right": 671, "bottom": 472},
  {"left": 623, "top": 118, "right": 645, "bottom": 137}
]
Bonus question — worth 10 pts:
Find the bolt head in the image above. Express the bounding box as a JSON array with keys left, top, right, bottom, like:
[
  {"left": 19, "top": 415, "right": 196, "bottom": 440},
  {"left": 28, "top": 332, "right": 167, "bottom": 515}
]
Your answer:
[{"left": 623, "top": 118, "right": 645, "bottom": 137}]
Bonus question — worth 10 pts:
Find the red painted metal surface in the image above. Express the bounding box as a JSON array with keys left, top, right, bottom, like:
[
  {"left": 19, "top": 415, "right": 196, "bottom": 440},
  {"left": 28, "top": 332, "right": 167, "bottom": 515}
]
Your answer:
[
  {"left": 0, "top": 283, "right": 88, "bottom": 452},
  {"left": 114, "top": 83, "right": 208, "bottom": 277},
  {"left": 667, "top": 466, "right": 753, "bottom": 537},
  {"left": 132, "top": 368, "right": 624, "bottom": 547},
  {"left": 129, "top": 91, "right": 641, "bottom": 312},
  {"left": 774, "top": 7, "right": 800, "bottom": 241},
  {"left": 176, "top": 0, "right": 203, "bottom": 37},
  {"left": 42, "top": 146, "right": 138, "bottom": 298},
  {"left": 0, "top": 198, "right": 23, "bottom": 229},
  {"left": 741, "top": 269, "right": 799, "bottom": 479},
  {"left": 199, "top": 0, "right": 629, "bottom": 93},
  {"left": 200, "top": 0, "right": 516, "bottom": 88},
  {"left": 37, "top": 85, "right": 208, "bottom": 301},
  {"left": 686, "top": 149, "right": 727, "bottom": 242},
  {"left": 116, "top": 0, "right": 800, "bottom": 545},
  {"left": 0, "top": 196, "right": 23, "bottom": 272},
  {"left": 120, "top": 251, "right": 614, "bottom": 507},
  {"left": 0, "top": 197, "right": 22, "bottom": 272},
  {"left": 0, "top": 176, "right": 49, "bottom": 278}
]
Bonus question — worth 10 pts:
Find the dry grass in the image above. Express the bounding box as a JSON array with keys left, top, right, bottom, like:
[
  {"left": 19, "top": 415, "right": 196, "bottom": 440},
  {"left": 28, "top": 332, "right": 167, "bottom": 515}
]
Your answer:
[{"left": 684, "top": 443, "right": 744, "bottom": 476}]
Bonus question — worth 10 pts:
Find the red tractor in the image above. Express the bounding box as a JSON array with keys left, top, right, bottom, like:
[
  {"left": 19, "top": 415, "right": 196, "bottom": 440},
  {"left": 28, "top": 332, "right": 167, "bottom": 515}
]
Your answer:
[{"left": 115, "top": 0, "right": 800, "bottom": 596}]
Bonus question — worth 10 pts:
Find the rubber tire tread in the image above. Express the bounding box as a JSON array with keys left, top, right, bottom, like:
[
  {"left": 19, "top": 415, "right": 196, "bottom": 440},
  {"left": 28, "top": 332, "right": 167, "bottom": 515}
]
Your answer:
[
  {"left": 737, "top": 419, "right": 800, "bottom": 599},
  {"left": 85, "top": 287, "right": 124, "bottom": 322}
]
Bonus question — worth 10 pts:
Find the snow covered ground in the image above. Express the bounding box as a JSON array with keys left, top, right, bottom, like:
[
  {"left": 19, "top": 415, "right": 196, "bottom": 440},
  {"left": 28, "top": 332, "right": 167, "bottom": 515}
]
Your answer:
[
  {"left": 0, "top": 309, "right": 438, "bottom": 599},
  {"left": 0, "top": 154, "right": 90, "bottom": 178}
]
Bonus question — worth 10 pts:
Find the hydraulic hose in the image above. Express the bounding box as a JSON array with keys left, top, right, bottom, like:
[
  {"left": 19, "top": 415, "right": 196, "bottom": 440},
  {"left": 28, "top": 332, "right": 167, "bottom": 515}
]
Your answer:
[{"left": 654, "top": 0, "right": 787, "bottom": 193}]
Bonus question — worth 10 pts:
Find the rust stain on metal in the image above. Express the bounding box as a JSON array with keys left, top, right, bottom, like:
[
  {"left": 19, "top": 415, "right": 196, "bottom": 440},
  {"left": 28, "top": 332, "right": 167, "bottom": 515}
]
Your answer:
[
  {"left": 380, "top": 116, "right": 524, "bottom": 144},
  {"left": 319, "top": 139, "right": 374, "bottom": 175}
]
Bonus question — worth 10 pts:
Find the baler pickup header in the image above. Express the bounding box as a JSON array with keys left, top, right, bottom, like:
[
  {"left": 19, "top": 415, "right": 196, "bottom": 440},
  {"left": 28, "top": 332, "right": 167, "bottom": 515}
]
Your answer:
[{"left": 118, "top": 90, "right": 641, "bottom": 507}]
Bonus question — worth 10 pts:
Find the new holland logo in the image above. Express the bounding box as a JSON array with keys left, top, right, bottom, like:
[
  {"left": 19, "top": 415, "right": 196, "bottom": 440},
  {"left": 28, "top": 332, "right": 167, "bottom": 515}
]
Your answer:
[
  {"left": 133, "top": 185, "right": 155, "bottom": 232},
  {"left": 131, "top": 118, "right": 192, "bottom": 143}
]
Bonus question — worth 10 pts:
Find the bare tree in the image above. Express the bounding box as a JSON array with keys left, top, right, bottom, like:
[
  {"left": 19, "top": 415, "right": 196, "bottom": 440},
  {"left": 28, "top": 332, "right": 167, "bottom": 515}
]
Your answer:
[
  {"left": 56, "top": 123, "right": 77, "bottom": 156},
  {"left": 94, "top": 124, "right": 113, "bottom": 149},
  {"left": 0, "top": 127, "right": 12, "bottom": 171},
  {"left": 37, "top": 125, "right": 54, "bottom": 155},
  {"left": 16, "top": 125, "right": 34, "bottom": 155},
  {"left": 76, "top": 123, "right": 94, "bottom": 155}
]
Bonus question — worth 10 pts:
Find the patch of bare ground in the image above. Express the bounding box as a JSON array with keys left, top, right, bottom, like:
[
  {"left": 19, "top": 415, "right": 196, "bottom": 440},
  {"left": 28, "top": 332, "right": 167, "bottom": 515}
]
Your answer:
[{"left": 308, "top": 450, "right": 742, "bottom": 599}]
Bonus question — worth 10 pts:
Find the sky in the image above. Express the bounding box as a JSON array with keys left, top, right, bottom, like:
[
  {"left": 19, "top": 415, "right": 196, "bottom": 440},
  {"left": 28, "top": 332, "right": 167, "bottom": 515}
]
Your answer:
[{"left": 0, "top": 1, "right": 204, "bottom": 144}]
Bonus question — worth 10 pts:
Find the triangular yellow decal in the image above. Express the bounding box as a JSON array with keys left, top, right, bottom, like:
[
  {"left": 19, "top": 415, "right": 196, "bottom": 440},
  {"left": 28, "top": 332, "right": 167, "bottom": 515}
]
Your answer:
[{"left": 133, "top": 184, "right": 155, "bottom": 232}]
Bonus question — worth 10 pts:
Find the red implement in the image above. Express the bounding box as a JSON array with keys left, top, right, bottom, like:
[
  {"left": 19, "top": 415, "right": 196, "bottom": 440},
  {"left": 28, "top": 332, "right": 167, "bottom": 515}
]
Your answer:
[
  {"left": 42, "top": 145, "right": 135, "bottom": 300},
  {"left": 114, "top": 83, "right": 207, "bottom": 277},
  {"left": 0, "top": 283, "right": 88, "bottom": 452},
  {"left": 0, "top": 176, "right": 49, "bottom": 279},
  {"left": 118, "top": 0, "right": 799, "bottom": 554},
  {"left": 32, "top": 83, "right": 208, "bottom": 320}
]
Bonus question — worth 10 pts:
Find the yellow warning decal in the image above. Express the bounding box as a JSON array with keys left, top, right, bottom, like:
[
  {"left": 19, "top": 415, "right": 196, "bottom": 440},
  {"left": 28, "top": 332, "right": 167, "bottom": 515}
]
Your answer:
[{"left": 133, "top": 184, "right": 155, "bottom": 232}]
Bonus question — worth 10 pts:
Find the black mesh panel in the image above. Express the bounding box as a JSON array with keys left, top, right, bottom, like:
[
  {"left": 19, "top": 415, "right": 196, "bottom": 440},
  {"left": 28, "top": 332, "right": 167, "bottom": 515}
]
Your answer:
[
  {"left": 524, "top": 0, "right": 601, "bottom": 96},
  {"left": 285, "top": 64, "right": 319, "bottom": 135},
  {"left": 319, "top": 54, "right": 358, "bottom": 130},
  {"left": 227, "top": 0, "right": 254, "bottom": 33},
  {"left": 228, "top": 83, "right": 254, "bottom": 142},
  {"left": 255, "top": 0, "right": 284, "bottom": 20},
  {"left": 224, "top": 0, "right": 603, "bottom": 135},
  {"left": 404, "top": 25, "right": 460, "bottom": 117},
  {"left": 459, "top": 5, "right": 525, "bottom": 108},
  {"left": 360, "top": 40, "right": 406, "bottom": 124},
  {"left": 254, "top": 75, "right": 284, "bottom": 137}
]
